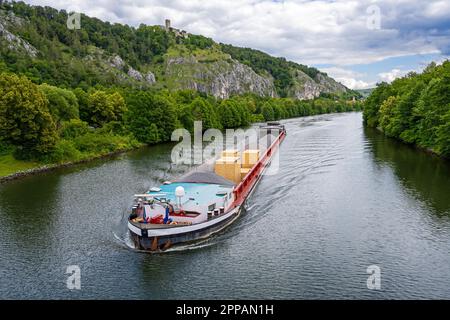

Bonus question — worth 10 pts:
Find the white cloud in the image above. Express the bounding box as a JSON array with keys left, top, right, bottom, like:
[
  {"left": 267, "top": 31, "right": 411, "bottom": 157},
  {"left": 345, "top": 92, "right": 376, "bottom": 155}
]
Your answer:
[
  {"left": 21, "top": 0, "right": 450, "bottom": 66},
  {"left": 378, "top": 69, "right": 407, "bottom": 83},
  {"left": 18, "top": 0, "right": 450, "bottom": 89},
  {"left": 321, "top": 67, "right": 374, "bottom": 90}
]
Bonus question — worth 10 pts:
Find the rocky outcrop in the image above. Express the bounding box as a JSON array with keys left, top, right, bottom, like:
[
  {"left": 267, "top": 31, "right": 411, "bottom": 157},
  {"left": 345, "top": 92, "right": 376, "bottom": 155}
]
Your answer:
[
  {"left": 289, "top": 69, "right": 349, "bottom": 100},
  {"left": 0, "top": 12, "right": 38, "bottom": 57},
  {"left": 315, "top": 73, "right": 348, "bottom": 94},
  {"left": 289, "top": 70, "right": 321, "bottom": 100},
  {"left": 108, "top": 54, "right": 155, "bottom": 84},
  {"left": 145, "top": 72, "right": 156, "bottom": 84},
  {"left": 165, "top": 56, "right": 276, "bottom": 99},
  {"left": 1, "top": 7, "right": 348, "bottom": 99}
]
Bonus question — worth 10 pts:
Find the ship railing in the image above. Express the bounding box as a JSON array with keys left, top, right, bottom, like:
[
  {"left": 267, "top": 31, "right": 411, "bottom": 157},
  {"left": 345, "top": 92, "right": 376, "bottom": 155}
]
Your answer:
[{"left": 233, "top": 129, "right": 286, "bottom": 205}]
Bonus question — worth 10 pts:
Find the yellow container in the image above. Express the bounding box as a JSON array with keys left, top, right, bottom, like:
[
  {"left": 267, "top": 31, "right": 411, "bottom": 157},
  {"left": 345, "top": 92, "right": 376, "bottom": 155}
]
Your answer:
[
  {"left": 242, "top": 149, "right": 260, "bottom": 169},
  {"left": 221, "top": 149, "right": 239, "bottom": 158},
  {"left": 240, "top": 168, "right": 251, "bottom": 180},
  {"left": 215, "top": 157, "right": 241, "bottom": 183}
]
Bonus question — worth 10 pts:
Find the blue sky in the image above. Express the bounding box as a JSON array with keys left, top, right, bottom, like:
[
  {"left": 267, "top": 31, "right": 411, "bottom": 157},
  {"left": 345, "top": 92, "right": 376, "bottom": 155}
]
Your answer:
[{"left": 23, "top": 0, "right": 450, "bottom": 89}]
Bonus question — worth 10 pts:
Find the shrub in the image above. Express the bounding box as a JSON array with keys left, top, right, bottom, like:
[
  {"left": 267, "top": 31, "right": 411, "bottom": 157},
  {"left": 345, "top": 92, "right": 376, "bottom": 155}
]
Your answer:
[
  {"left": 45, "top": 139, "right": 81, "bottom": 163},
  {"left": 0, "top": 73, "right": 58, "bottom": 159},
  {"left": 60, "top": 119, "right": 90, "bottom": 139}
]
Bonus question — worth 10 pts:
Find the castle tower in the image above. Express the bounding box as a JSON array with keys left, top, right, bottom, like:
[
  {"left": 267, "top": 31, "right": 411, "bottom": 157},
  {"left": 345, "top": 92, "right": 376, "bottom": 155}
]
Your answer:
[{"left": 165, "top": 19, "right": 171, "bottom": 30}]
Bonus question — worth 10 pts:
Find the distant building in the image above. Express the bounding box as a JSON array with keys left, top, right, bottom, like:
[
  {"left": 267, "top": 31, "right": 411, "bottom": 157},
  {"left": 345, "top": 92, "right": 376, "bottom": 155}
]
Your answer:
[{"left": 163, "top": 19, "right": 189, "bottom": 38}]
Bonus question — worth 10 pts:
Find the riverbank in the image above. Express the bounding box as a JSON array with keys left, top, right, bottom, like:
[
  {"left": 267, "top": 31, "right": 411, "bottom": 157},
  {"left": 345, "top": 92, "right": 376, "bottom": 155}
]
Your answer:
[
  {"left": 374, "top": 126, "right": 449, "bottom": 161},
  {"left": 0, "top": 111, "right": 364, "bottom": 183},
  {"left": 2, "top": 112, "right": 450, "bottom": 299},
  {"left": 363, "top": 61, "right": 450, "bottom": 158},
  {"left": 0, "top": 145, "right": 142, "bottom": 183}
]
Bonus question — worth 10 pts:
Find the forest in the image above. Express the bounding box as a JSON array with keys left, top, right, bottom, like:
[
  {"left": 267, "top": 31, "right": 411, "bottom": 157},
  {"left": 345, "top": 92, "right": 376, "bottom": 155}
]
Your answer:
[
  {"left": 363, "top": 61, "right": 450, "bottom": 157},
  {"left": 0, "top": 1, "right": 363, "bottom": 177},
  {"left": 0, "top": 71, "right": 362, "bottom": 177}
]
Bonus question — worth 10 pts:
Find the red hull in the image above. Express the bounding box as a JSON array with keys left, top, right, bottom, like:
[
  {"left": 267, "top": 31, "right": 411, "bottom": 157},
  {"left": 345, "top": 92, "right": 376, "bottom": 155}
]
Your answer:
[{"left": 232, "top": 130, "right": 286, "bottom": 207}]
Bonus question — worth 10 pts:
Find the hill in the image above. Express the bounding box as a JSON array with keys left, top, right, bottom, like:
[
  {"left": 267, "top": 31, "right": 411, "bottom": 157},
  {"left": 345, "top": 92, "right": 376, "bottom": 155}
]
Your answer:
[
  {"left": 356, "top": 88, "right": 374, "bottom": 99},
  {"left": 0, "top": 1, "right": 357, "bottom": 99}
]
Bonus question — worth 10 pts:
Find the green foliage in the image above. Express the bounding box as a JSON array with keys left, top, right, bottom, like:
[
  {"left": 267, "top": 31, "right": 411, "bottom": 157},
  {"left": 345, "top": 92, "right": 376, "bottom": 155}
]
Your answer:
[
  {"left": 0, "top": 140, "right": 12, "bottom": 156},
  {"left": 188, "top": 97, "right": 221, "bottom": 130},
  {"left": 0, "top": 59, "right": 360, "bottom": 173},
  {"left": 250, "top": 113, "right": 265, "bottom": 123},
  {"left": 363, "top": 82, "right": 393, "bottom": 127},
  {"left": 125, "top": 91, "right": 177, "bottom": 144},
  {"left": 60, "top": 119, "right": 90, "bottom": 139},
  {"left": 87, "top": 90, "right": 127, "bottom": 126},
  {"left": 261, "top": 102, "right": 275, "bottom": 121},
  {"left": 217, "top": 100, "right": 242, "bottom": 128},
  {"left": 39, "top": 83, "right": 79, "bottom": 124},
  {"left": 436, "top": 110, "right": 450, "bottom": 157},
  {"left": 45, "top": 139, "right": 82, "bottom": 163},
  {"left": 379, "top": 96, "right": 402, "bottom": 138},
  {"left": 182, "top": 35, "right": 214, "bottom": 50},
  {"left": 363, "top": 61, "right": 450, "bottom": 157},
  {"left": 0, "top": 2, "right": 172, "bottom": 87},
  {"left": 73, "top": 88, "right": 89, "bottom": 122},
  {"left": 72, "top": 132, "right": 136, "bottom": 154},
  {"left": 0, "top": 72, "right": 58, "bottom": 159},
  {"left": 0, "top": 1, "right": 352, "bottom": 104}
]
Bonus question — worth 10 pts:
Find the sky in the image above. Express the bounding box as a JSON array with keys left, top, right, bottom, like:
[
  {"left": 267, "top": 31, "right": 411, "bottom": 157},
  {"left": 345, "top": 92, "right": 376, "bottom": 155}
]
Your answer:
[{"left": 22, "top": 0, "right": 450, "bottom": 89}]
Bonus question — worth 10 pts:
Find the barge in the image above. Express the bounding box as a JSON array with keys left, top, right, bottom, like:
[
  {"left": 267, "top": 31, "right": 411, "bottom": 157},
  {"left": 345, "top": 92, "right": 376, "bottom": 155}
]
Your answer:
[{"left": 128, "top": 122, "right": 286, "bottom": 251}]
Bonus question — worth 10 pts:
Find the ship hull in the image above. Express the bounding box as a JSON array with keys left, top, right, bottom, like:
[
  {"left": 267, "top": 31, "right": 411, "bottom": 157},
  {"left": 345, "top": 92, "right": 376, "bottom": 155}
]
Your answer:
[
  {"left": 127, "top": 126, "right": 286, "bottom": 252},
  {"left": 129, "top": 205, "right": 241, "bottom": 251}
]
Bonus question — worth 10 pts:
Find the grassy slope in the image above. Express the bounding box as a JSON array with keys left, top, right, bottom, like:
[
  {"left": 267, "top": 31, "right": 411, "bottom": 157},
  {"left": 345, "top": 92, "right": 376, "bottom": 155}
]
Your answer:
[{"left": 0, "top": 154, "right": 41, "bottom": 178}]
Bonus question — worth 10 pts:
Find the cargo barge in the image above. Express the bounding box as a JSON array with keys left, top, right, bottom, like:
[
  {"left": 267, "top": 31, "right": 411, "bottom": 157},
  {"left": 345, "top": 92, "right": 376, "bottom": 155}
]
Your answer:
[{"left": 128, "top": 122, "right": 286, "bottom": 251}]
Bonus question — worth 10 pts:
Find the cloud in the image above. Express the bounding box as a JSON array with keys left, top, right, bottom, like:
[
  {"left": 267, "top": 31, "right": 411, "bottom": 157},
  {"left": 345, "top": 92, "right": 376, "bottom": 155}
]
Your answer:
[
  {"left": 378, "top": 69, "right": 407, "bottom": 83},
  {"left": 21, "top": 0, "right": 450, "bottom": 65},
  {"left": 321, "top": 67, "right": 374, "bottom": 90},
  {"left": 19, "top": 0, "right": 450, "bottom": 88}
]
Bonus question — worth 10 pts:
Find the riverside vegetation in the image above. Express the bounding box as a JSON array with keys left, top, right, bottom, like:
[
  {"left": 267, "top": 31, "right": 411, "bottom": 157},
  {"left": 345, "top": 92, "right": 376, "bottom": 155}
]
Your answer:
[
  {"left": 363, "top": 61, "right": 450, "bottom": 158},
  {"left": 0, "top": 72, "right": 362, "bottom": 177},
  {"left": 0, "top": 1, "right": 362, "bottom": 178}
]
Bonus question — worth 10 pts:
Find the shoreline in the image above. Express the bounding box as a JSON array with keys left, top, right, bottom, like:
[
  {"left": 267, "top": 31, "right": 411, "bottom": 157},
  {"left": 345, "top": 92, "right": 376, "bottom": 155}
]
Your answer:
[
  {"left": 0, "top": 111, "right": 362, "bottom": 184},
  {"left": 373, "top": 125, "right": 448, "bottom": 160},
  {"left": 0, "top": 147, "right": 144, "bottom": 183}
]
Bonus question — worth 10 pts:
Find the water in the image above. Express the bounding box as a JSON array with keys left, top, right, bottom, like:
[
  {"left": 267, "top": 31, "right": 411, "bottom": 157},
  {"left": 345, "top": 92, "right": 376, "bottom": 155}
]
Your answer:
[{"left": 1, "top": 112, "right": 450, "bottom": 299}]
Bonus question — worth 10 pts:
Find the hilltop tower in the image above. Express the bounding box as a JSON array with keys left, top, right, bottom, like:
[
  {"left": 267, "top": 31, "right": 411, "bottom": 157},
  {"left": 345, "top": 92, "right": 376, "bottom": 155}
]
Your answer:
[{"left": 165, "top": 19, "right": 171, "bottom": 30}]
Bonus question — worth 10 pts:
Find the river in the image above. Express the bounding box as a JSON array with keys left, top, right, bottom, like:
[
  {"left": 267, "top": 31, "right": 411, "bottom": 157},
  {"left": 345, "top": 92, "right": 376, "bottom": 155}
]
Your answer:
[{"left": 1, "top": 112, "right": 450, "bottom": 299}]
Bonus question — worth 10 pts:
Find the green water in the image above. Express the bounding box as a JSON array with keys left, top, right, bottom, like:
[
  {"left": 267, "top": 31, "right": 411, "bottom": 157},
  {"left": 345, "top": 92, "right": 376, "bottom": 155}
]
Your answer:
[{"left": 1, "top": 112, "right": 449, "bottom": 299}]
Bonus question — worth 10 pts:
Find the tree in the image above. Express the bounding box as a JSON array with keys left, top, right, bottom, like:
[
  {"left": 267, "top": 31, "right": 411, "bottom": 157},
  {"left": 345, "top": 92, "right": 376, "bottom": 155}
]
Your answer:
[
  {"left": 261, "top": 102, "right": 275, "bottom": 121},
  {"left": 230, "top": 98, "right": 251, "bottom": 127},
  {"left": 379, "top": 96, "right": 401, "bottom": 138},
  {"left": 217, "top": 100, "right": 241, "bottom": 128},
  {"left": 39, "top": 83, "right": 79, "bottom": 126},
  {"left": 73, "top": 88, "right": 89, "bottom": 122},
  {"left": 363, "top": 61, "right": 450, "bottom": 157},
  {"left": 87, "top": 90, "right": 127, "bottom": 127},
  {"left": 189, "top": 97, "right": 221, "bottom": 130},
  {"left": 363, "top": 82, "right": 393, "bottom": 127},
  {"left": 415, "top": 73, "right": 450, "bottom": 148},
  {"left": 0, "top": 73, "right": 58, "bottom": 159},
  {"left": 60, "top": 119, "right": 90, "bottom": 139},
  {"left": 126, "top": 91, "right": 177, "bottom": 144}
]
